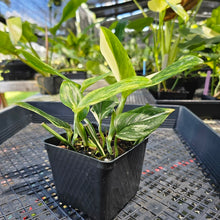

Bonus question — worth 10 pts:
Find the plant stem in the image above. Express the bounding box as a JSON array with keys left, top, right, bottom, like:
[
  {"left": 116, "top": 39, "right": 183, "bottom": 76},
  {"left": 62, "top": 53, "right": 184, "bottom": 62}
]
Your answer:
[
  {"left": 114, "top": 137, "right": 118, "bottom": 158},
  {"left": 99, "top": 119, "right": 105, "bottom": 147},
  {"left": 132, "top": 0, "right": 148, "bottom": 18},
  {"left": 115, "top": 94, "right": 127, "bottom": 115},
  {"left": 106, "top": 111, "right": 116, "bottom": 155},
  {"left": 211, "top": 60, "right": 217, "bottom": 96},
  {"left": 74, "top": 113, "right": 88, "bottom": 146},
  {"left": 171, "top": 78, "right": 179, "bottom": 91}
]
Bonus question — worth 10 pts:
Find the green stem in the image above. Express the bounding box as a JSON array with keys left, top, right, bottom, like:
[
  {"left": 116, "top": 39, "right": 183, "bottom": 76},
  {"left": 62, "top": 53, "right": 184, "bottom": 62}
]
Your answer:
[
  {"left": 42, "top": 122, "right": 75, "bottom": 149},
  {"left": 114, "top": 137, "right": 118, "bottom": 158},
  {"left": 99, "top": 119, "right": 105, "bottom": 148},
  {"left": 28, "top": 42, "right": 40, "bottom": 59},
  {"left": 132, "top": 0, "right": 148, "bottom": 18},
  {"left": 171, "top": 78, "right": 179, "bottom": 91},
  {"left": 74, "top": 113, "right": 88, "bottom": 146},
  {"left": 211, "top": 60, "right": 217, "bottom": 96},
  {"left": 106, "top": 111, "right": 116, "bottom": 155},
  {"left": 115, "top": 94, "right": 127, "bottom": 116}
]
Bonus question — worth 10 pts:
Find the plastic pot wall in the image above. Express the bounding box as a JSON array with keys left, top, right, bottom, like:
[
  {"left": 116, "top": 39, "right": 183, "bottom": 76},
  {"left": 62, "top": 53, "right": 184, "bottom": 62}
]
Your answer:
[
  {"left": 36, "top": 75, "right": 63, "bottom": 95},
  {"left": 44, "top": 136, "right": 147, "bottom": 220}
]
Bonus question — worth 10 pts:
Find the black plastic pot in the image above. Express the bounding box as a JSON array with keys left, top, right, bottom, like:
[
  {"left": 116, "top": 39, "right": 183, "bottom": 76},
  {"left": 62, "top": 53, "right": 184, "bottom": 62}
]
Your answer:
[
  {"left": 64, "top": 71, "right": 87, "bottom": 79},
  {"left": 44, "top": 136, "right": 147, "bottom": 220},
  {"left": 1, "top": 60, "right": 36, "bottom": 80},
  {"left": 150, "top": 90, "right": 189, "bottom": 100},
  {"left": 36, "top": 75, "right": 63, "bottom": 95},
  {"left": 201, "top": 94, "right": 218, "bottom": 100}
]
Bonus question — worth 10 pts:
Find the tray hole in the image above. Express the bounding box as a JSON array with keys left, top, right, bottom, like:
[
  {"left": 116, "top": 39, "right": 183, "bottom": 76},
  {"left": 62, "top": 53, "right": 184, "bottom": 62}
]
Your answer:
[
  {"left": 181, "top": 210, "right": 188, "bottom": 216},
  {"left": 187, "top": 205, "right": 194, "bottom": 210},
  {"left": 177, "top": 214, "right": 184, "bottom": 219},
  {"left": 188, "top": 214, "right": 195, "bottom": 219}
]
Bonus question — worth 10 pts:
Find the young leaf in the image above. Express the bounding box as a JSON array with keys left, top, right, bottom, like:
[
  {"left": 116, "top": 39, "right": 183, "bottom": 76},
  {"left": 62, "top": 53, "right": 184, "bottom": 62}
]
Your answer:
[
  {"left": 91, "top": 97, "right": 118, "bottom": 124},
  {"left": 100, "top": 26, "right": 136, "bottom": 81},
  {"left": 50, "top": 0, "right": 87, "bottom": 35},
  {"left": 147, "top": 55, "right": 203, "bottom": 86},
  {"left": 115, "top": 105, "right": 174, "bottom": 141},
  {"left": 59, "top": 81, "right": 82, "bottom": 112},
  {"left": 84, "top": 119, "right": 106, "bottom": 156},
  {"left": 6, "top": 17, "right": 22, "bottom": 45}
]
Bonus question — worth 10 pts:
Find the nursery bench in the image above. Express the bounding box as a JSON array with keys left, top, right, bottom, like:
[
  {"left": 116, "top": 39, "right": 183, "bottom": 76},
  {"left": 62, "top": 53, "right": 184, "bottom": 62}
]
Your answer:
[{"left": 0, "top": 80, "right": 39, "bottom": 108}]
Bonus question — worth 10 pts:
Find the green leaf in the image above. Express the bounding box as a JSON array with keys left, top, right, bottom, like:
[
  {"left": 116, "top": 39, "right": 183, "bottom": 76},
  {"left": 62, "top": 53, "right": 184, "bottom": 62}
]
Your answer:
[
  {"left": 100, "top": 27, "right": 136, "bottom": 82},
  {"left": 148, "top": 0, "right": 168, "bottom": 12},
  {"left": 42, "top": 123, "right": 73, "bottom": 148},
  {"left": 78, "top": 76, "right": 151, "bottom": 111},
  {"left": 166, "top": 0, "right": 189, "bottom": 22},
  {"left": 115, "top": 104, "right": 174, "bottom": 141},
  {"left": 148, "top": 55, "right": 203, "bottom": 86},
  {"left": 50, "top": 0, "right": 87, "bottom": 35},
  {"left": 17, "top": 102, "right": 72, "bottom": 132},
  {"left": 206, "top": 6, "right": 220, "bottom": 34},
  {"left": 127, "top": 17, "right": 154, "bottom": 32},
  {"left": 18, "top": 50, "right": 81, "bottom": 87},
  {"left": 6, "top": 17, "right": 22, "bottom": 45},
  {"left": 114, "top": 19, "right": 128, "bottom": 41},
  {"left": 81, "top": 71, "right": 112, "bottom": 93},
  {"left": 59, "top": 81, "right": 82, "bottom": 112},
  {"left": 21, "top": 21, "right": 38, "bottom": 43},
  {"left": 86, "top": 61, "right": 116, "bottom": 84},
  {"left": 84, "top": 119, "right": 105, "bottom": 156},
  {"left": 0, "top": 31, "right": 17, "bottom": 55},
  {"left": 91, "top": 97, "right": 118, "bottom": 123}
]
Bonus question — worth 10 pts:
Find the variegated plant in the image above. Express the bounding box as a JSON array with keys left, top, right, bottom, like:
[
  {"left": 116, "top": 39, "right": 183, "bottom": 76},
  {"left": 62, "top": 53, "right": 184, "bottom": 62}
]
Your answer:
[{"left": 17, "top": 27, "right": 203, "bottom": 159}]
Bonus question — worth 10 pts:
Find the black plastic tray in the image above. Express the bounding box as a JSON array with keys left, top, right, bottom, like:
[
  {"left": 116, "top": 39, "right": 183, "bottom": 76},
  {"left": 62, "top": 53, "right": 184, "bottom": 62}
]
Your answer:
[
  {"left": 0, "top": 102, "right": 219, "bottom": 220},
  {"left": 144, "top": 89, "right": 220, "bottom": 119}
]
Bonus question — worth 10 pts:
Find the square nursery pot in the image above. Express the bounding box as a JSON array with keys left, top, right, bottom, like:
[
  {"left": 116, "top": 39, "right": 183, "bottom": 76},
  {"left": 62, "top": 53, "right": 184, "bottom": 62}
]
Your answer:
[
  {"left": 36, "top": 75, "right": 63, "bottom": 95},
  {"left": 44, "top": 135, "right": 148, "bottom": 220},
  {"left": 1, "top": 59, "right": 37, "bottom": 80}
]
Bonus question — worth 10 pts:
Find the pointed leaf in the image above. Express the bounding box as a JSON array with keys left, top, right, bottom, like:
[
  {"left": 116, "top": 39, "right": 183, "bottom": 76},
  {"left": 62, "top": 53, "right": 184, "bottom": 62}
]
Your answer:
[
  {"left": 21, "top": 21, "right": 38, "bottom": 43},
  {"left": 59, "top": 81, "right": 82, "bottom": 112},
  {"left": 18, "top": 49, "right": 80, "bottom": 87},
  {"left": 0, "top": 31, "right": 17, "bottom": 55},
  {"left": 86, "top": 61, "right": 116, "bottom": 84},
  {"left": 100, "top": 26, "right": 136, "bottom": 82},
  {"left": 50, "top": 0, "right": 87, "bottom": 35},
  {"left": 78, "top": 76, "right": 151, "bottom": 110},
  {"left": 148, "top": 0, "right": 181, "bottom": 12},
  {"left": 127, "top": 17, "right": 154, "bottom": 32},
  {"left": 166, "top": 0, "right": 189, "bottom": 22},
  {"left": 81, "top": 71, "right": 112, "bottom": 92},
  {"left": 148, "top": 55, "right": 203, "bottom": 86},
  {"left": 91, "top": 97, "right": 118, "bottom": 123},
  {"left": 6, "top": 17, "right": 22, "bottom": 45},
  {"left": 17, "top": 102, "right": 72, "bottom": 131},
  {"left": 115, "top": 105, "right": 174, "bottom": 141}
]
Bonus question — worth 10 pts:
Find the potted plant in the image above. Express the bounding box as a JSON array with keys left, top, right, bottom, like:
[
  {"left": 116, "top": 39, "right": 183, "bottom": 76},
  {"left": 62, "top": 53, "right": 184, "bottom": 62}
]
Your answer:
[
  {"left": 132, "top": 0, "right": 203, "bottom": 99},
  {"left": 16, "top": 27, "right": 202, "bottom": 220},
  {"left": 0, "top": 0, "right": 87, "bottom": 94},
  {"left": 178, "top": 5, "right": 220, "bottom": 100}
]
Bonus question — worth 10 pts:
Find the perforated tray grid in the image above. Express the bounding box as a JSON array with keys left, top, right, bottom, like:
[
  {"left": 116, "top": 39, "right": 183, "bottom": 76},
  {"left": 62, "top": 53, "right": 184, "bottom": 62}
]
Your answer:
[{"left": 0, "top": 124, "right": 219, "bottom": 220}]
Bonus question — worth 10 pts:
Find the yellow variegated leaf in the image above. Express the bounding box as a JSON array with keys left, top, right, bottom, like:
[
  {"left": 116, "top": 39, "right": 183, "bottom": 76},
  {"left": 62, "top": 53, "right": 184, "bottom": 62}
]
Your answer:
[{"left": 6, "top": 17, "right": 22, "bottom": 45}]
